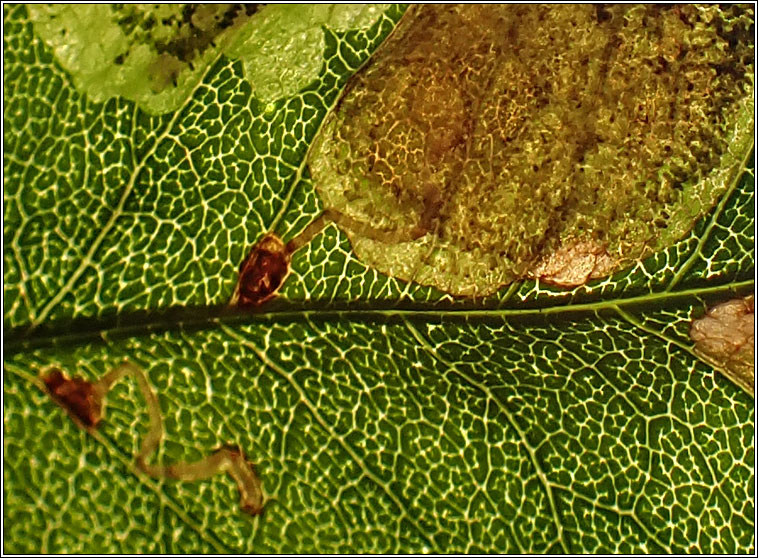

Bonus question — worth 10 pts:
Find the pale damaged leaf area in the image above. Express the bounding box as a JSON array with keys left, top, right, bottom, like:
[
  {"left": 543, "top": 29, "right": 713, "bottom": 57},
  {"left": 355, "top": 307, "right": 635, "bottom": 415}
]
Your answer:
[
  {"left": 529, "top": 239, "right": 617, "bottom": 288},
  {"left": 310, "top": 4, "right": 754, "bottom": 296},
  {"left": 2, "top": 3, "right": 755, "bottom": 555},
  {"left": 28, "top": 4, "right": 264, "bottom": 115},
  {"left": 690, "top": 296, "right": 755, "bottom": 394},
  {"left": 28, "top": 4, "right": 391, "bottom": 114}
]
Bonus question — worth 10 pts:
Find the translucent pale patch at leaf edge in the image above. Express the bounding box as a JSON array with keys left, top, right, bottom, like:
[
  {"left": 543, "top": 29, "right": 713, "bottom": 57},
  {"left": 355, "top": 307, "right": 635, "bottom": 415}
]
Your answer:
[
  {"left": 690, "top": 296, "right": 755, "bottom": 394},
  {"left": 28, "top": 4, "right": 391, "bottom": 114},
  {"left": 225, "top": 4, "right": 391, "bottom": 102},
  {"left": 28, "top": 5, "right": 220, "bottom": 115}
]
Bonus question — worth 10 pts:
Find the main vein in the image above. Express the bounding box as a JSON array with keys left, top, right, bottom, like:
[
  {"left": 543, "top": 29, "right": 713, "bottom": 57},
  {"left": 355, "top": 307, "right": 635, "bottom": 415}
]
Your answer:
[{"left": 7, "top": 278, "right": 753, "bottom": 353}]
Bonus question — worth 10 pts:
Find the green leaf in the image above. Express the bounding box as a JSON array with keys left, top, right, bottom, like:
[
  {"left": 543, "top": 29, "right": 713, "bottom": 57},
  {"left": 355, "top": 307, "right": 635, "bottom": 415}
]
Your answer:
[{"left": 3, "top": 4, "right": 754, "bottom": 554}]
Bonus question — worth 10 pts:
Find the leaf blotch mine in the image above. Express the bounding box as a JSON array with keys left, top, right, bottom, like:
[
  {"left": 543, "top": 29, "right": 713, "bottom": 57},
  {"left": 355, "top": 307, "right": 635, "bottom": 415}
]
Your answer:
[
  {"left": 309, "top": 4, "right": 754, "bottom": 296},
  {"left": 28, "top": 4, "right": 264, "bottom": 113}
]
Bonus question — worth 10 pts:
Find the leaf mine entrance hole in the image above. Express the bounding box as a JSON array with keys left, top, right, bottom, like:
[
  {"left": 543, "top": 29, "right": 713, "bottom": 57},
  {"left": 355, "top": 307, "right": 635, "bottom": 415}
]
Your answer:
[
  {"left": 309, "top": 4, "right": 754, "bottom": 296},
  {"left": 42, "top": 362, "right": 265, "bottom": 516}
]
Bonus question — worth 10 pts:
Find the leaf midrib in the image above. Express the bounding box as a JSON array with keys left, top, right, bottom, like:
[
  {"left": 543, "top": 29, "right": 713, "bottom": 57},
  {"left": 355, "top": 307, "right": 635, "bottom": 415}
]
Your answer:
[{"left": 6, "top": 278, "right": 753, "bottom": 355}]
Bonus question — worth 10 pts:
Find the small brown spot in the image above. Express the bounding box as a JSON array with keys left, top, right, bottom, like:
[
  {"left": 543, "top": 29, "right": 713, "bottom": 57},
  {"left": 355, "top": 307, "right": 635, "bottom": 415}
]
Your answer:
[
  {"left": 42, "top": 368, "right": 102, "bottom": 428},
  {"left": 529, "top": 239, "right": 616, "bottom": 287},
  {"left": 240, "top": 499, "right": 264, "bottom": 517},
  {"left": 233, "top": 233, "right": 290, "bottom": 307}
]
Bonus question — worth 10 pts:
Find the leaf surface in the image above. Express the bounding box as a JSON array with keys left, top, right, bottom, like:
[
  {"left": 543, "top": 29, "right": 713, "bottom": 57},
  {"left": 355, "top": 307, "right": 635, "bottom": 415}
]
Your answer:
[{"left": 3, "top": 4, "right": 755, "bottom": 554}]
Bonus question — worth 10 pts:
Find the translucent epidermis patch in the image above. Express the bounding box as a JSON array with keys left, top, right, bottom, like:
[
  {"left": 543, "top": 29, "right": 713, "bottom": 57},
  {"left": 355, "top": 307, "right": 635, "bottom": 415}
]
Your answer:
[{"left": 309, "top": 4, "right": 755, "bottom": 296}]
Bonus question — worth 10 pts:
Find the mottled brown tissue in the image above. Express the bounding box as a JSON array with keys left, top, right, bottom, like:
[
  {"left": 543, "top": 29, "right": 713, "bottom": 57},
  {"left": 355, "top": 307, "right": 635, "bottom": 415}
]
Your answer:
[
  {"left": 690, "top": 296, "right": 755, "bottom": 394},
  {"left": 312, "top": 4, "right": 754, "bottom": 295}
]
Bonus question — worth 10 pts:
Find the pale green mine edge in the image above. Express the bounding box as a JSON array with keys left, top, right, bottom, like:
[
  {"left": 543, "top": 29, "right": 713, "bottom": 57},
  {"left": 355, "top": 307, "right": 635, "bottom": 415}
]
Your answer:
[{"left": 28, "top": 4, "right": 391, "bottom": 114}]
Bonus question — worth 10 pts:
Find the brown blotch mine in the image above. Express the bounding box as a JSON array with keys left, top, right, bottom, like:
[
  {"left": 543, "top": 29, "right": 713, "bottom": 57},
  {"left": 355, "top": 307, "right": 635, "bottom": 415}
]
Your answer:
[
  {"left": 41, "top": 362, "right": 266, "bottom": 515},
  {"left": 309, "top": 4, "right": 754, "bottom": 296},
  {"left": 233, "top": 233, "right": 291, "bottom": 308},
  {"left": 690, "top": 296, "right": 754, "bottom": 395}
]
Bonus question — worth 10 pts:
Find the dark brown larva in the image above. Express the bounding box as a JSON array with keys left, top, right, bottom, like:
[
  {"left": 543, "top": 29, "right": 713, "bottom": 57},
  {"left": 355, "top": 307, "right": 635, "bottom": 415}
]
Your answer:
[{"left": 233, "top": 233, "right": 290, "bottom": 307}]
